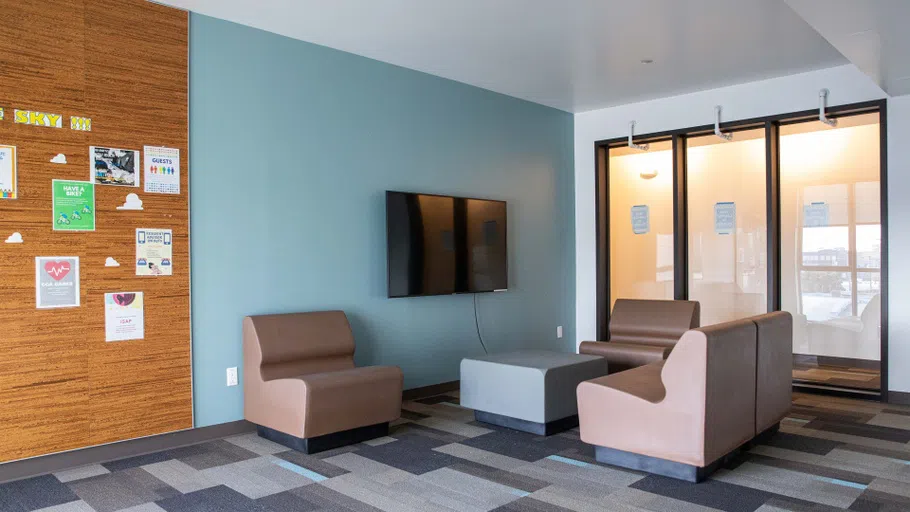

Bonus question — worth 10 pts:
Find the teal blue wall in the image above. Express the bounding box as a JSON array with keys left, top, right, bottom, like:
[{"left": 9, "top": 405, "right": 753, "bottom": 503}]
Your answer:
[{"left": 189, "top": 14, "right": 575, "bottom": 427}]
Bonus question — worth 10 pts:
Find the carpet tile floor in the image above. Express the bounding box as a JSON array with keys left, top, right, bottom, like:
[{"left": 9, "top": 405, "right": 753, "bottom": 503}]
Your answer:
[{"left": 3, "top": 392, "right": 910, "bottom": 511}]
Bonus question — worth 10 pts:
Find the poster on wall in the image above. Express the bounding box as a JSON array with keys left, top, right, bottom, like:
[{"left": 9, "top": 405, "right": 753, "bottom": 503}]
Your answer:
[
  {"left": 804, "top": 202, "right": 829, "bottom": 227},
  {"left": 91, "top": 146, "right": 140, "bottom": 187},
  {"left": 714, "top": 201, "right": 736, "bottom": 235},
  {"left": 136, "top": 228, "right": 172, "bottom": 276},
  {"left": 0, "top": 145, "right": 17, "bottom": 199},
  {"left": 52, "top": 180, "right": 95, "bottom": 231},
  {"left": 35, "top": 256, "right": 80, "bottom": 309},
  {"left": 105, "top": 292, "right": 144, "bottom": 342},
  {"left": 630, "top": 205, "right": 650, "bottom": 235},
  {"left": 143, "top": 146, "right": 180, "bottom": 195}
]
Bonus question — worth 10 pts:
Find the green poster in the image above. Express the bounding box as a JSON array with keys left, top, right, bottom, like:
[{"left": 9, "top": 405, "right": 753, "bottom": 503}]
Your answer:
[{"left": 52, "top": 180, "right": 95, "bottom": 231}]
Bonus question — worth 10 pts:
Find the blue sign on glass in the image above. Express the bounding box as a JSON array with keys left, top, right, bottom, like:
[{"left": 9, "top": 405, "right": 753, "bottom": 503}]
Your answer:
[
  {"left": 804, "top": 202, "right": 829, "bottom": 227},
  {"left": 631, "top": 205, "right": 649, "bottom": 235},
  {"left": 714, "top": 202, "right": 736, "bottom": 235}
]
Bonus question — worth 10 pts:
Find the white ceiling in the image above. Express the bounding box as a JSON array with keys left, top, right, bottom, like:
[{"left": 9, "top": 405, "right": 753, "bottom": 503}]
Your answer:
[
  {"left": 785, "top": 0, "right": 910, "bottom": 97},
  {"left": 159, "top": 0, "right": 849, "bottom": 112}
]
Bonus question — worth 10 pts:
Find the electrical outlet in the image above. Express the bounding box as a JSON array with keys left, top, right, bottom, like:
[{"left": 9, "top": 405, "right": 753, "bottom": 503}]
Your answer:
[
  {"left": 226, "top": 367, "right": 238, "bottom": 387},
  {"left": 557, "top": 326, "right": 563, "bottom": 339}
]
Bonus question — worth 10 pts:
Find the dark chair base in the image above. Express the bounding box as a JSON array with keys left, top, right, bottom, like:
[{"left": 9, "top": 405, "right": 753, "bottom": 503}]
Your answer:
[
  {"left": 743, "top": 421, "right": 781, "bottom": 450},
  {"left": 594, "top": 445, "right": 731, "bottom": 483},
  {"left": 256, "top": 422, "right": 389, "bottom": 455},
  {"left": 594, "top": 421, "right": 782, "bottom": 483},
  {"left": 474, "top": 410, "right": 578, "bottom": 436}
]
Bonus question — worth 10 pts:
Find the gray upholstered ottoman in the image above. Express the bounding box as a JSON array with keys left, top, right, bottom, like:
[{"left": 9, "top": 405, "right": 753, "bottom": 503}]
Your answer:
[{"left": 460, "top": 350, "right": 608, "bottom": 435}]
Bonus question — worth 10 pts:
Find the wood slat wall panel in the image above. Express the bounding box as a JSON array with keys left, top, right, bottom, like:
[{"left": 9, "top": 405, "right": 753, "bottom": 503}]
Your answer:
[{"left": 0, "top": 0, "right": 191, "bottom": 463}]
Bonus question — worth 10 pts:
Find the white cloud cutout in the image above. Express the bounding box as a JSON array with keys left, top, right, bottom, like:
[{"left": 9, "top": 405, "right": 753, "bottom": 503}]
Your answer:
[
  {"left": 116, "top": 193, "right": 144, "bottom": 210},
  {"left": 105, "top": 257, "right": 120, "bottom": 267},
  {"left": 4, "top": 232, "right": 23, "bottom": 244},
  {"left": 50, "top": 153, "right": 67, "bottom": 164}
]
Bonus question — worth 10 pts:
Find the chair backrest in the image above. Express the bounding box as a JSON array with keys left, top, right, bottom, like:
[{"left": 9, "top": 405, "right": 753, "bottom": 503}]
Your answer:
[
  {"left": 752, "top": 311, "right": 793, "bottom": 434},
  {"left": 662, "top": 318, "right": 757, "bottom": 465},
  {"left": 609, "top": 299, "right": 700, "bottom": 348},
  {"left": 243, "top": 311, "right": 356, "bottom": 381}
]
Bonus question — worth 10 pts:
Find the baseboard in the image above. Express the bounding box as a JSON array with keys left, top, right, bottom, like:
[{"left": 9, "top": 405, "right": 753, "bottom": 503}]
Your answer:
[
  {"left": 794, "top": 354, "right": 881, "bottom": 371},
  {"left": 888, "top": 391, "right": 910, "bottom": 406},
  {"left": 793, "top": 382, "right": 882, "bottom": 401},
  {"left": 402, "top": 380, "right": 459, "bottom": 401},
  {"left": 0, "top": 420, "right": 255, "bottom": 484}
]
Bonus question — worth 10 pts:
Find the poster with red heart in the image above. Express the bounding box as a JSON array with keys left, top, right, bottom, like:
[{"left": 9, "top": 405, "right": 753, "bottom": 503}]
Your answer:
[{"left": 35, "top": 256, "right": 80, "bottom": 309}]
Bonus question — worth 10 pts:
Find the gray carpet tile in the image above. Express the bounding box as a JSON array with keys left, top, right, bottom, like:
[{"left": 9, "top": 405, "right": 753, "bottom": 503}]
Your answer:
[
  {"left": 848, "top": 489, "right": 910, "bottom": 511},
  {"left": 881, "top": 408, "right": 910, "bottom": 417},
  {"left": 759, "top": 495, "right": 845, "bottom": 512},
  {"left": 273, "top": 450, "right": 351, "bottom": 479},
  {"left": 744, "top": 453, "right": 876, "bottom": 486},
  {"left": 101, "top": 452, "right": 173, "bottom": 473},
  {"left": 415, "top": 395, "right": 460, "bottom": 405},
  {"left": 6, "top": 392, "right": 910, "bottom": 511},
  {"left": 838, "top": 442, "right": 910, "bottom": 462},
  {"left": 0, "top": 475, "right": 80, "bottom": 512},
  {"left": 491, "top": 497, "right": 576, "bottom": 512},
  {"left": 399, "top": 409, "right": 432, "bottom": 421},
  {"left": 288, "top": 483, "right": 384, "bottom": 512},
  {"left": 763, "top": 432, "right": 844, "bottom": 455},
  {"left": 166, "top": 439, "right": 260, "bottom": 470},
  {"left": 459, "top": 424, "right": 589, "bottom": 462},
  {"left": 804, "top": 419, "right": 910, "bottom": 444},
  {"left": 53, "top": 464, "right": 111, "bottom": 484},
  {"left": 353, "top": 432, "right": 462, "bottom": 475},
  {"left": 68, "top": 467, "right": 179, "bottom": 512},
  {"left": 448, "top": 460, "right": 552, "bottom": 493},
  {"left": 155, "top": 485, "right": 269, "bottom": 512},
  {"left": 392, "top": 421, "right": 470, "bottom": 444},
  {"left": 631, "top": 475, "right": 776, "bottom": 512},
  {"left": 255, "top": 490, "right": 326, "bottom": 512}
]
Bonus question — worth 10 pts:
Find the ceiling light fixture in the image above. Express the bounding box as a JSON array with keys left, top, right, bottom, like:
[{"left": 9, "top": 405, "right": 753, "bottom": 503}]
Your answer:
[{"left": 640, "top": 59, "right": 654, "bottom": 64}]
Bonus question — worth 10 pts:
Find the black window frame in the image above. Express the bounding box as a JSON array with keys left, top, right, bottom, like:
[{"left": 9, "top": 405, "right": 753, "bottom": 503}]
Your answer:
[{"left": 594, "top": 99, "right": 889, "bottom": 400}]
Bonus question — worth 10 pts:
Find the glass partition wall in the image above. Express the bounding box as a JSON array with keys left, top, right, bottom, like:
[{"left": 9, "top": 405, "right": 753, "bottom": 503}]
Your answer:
[
  {"left": 780, "top": 113, "right": 882, "bottom": 393},
  {"left": 687, "top": 129, "right": 767, "bottom": 325},
  {"left": 608, "top": 141, "right": 674, "bottom": 308},
  {"left": 596, "top": 103, "right": 887, "bottom": 398}
]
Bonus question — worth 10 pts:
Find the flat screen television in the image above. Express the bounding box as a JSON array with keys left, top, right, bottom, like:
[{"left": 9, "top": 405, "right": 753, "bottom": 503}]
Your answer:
[{"left": 386, "top": 191, "right": 508, "bottom": 298}]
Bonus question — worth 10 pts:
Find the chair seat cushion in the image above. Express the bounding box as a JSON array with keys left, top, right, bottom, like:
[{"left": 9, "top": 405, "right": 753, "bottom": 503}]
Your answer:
[
  {"left": 583, "top": 362, "right": 666, "bottom": 404},
  {"left": 294, "top": 366, "right": 403, "bottom": 438},
  {"left": 579, "top": 341, "right": 670, "bottom": 373}
]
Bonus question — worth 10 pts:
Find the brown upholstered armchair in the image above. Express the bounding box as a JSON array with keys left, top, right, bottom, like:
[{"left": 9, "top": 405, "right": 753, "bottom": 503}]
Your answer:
[
  {"left": 576, "top": 311, "right": 792, "bottom": 482},
  {"left": 243, "top": 311, "right": 403, "bottom": 454},
  {"left": 577, "top": 318, "right": 757, "bottom": 482},
  {"left": 579, "top": 299, "right": 700, "bottom": 373}
]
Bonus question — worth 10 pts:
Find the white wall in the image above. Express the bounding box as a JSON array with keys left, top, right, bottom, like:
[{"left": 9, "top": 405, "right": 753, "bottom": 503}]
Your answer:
[
  {"left": 886, "top": 95, "right": 910, "bottom": 394},
  {"left": 573, "top": 64, "right": 910, "bottom": 393}
]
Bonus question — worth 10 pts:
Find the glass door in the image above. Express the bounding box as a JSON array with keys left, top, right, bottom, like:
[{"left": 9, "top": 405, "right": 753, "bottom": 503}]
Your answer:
[
  {"left": 608, "top": 141, "right": 674, "bottom": 308},
  {"left": 687, "top": 129, "right": 768, "bottom": 325},
  {"left": 780, "top": 113, "right": 882, "bottom": 392}
]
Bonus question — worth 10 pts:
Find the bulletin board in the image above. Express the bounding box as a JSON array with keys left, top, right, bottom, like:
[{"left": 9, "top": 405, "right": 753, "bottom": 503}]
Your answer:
[{"left": 0, "top": 0, "right": 192, "bottom": 462}]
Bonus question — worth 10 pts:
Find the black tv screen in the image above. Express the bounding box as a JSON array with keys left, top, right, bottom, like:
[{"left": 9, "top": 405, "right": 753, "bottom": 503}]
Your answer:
[{"left": 386, "top": 191, "right": 508, "bottom": 298}]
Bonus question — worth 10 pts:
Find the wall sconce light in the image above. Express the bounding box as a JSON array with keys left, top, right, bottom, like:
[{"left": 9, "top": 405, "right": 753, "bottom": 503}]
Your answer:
[{"left": 639, "top": 169, "right": 658, "bottom": 180}]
